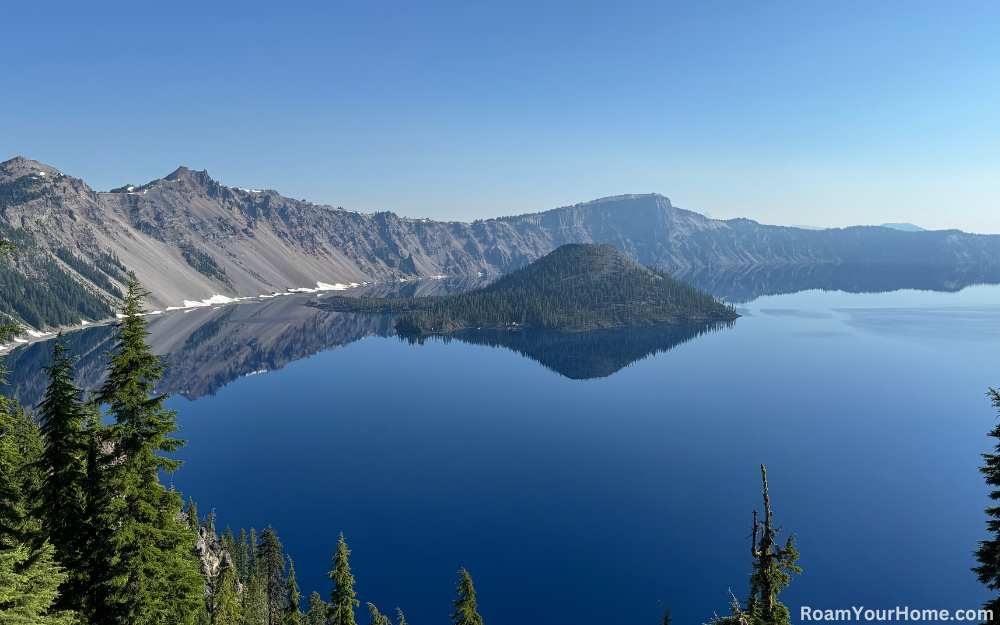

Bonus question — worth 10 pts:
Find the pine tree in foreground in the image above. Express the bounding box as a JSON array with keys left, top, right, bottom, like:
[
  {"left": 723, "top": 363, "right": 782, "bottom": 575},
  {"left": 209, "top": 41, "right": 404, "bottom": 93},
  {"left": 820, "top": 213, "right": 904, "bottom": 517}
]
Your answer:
[
  {"left": 0, "top": 380, "right": 75, "bottom": 623},
  {"left": 660, "top": 605, "right": 673, "bottom": 625},
  {"left": 973, "top": 388, "right": 1000, "bottom": 619},
  {"left": 0, "top": 540, "right": 74, "bottom": 624},
  {"left": 283, "top": 557, "right": 303, "bottom": 625},
  {"left": 36, "top": 333, "right": 88, "bottom": 613},
  {"left": 451, "top": 568, "right": 484, "bottom": 625},
  {"left": 304, "top": 591, "right": 329, "bottom": 625},
  {"left": 256, "top": 526, "right": 287, "bottom": 625},
  {"left": 328, "top": 532, "right": 359, "bottom": 625},
  {"left": 745, "top": 465, "right": 800, "bottom": 625},
  {"left": 210, "top": 565, "right": 243, "bottom": 625},
  {"left": 90, "top": 272, "right": 204, "bottom": 625},
  {"left": 366, "top": 603, "right": 390, "bottom": 625},
  {"left": 244, "top": 566, "right": 269, "bottom": 625}
]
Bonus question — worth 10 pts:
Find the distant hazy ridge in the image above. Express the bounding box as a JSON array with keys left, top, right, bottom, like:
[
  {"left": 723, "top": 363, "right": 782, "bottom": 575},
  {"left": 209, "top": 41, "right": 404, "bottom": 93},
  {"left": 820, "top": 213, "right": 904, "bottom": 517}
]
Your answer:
[{"left": 2, "top": 156, "right": 998, "bottom": 329}]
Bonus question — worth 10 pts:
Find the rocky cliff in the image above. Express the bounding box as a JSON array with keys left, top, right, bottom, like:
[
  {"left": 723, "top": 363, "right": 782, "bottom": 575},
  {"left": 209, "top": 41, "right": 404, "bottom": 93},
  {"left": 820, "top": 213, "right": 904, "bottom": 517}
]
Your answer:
[{"left": 3, "top": 156, "right": 999, "bottom": 330}]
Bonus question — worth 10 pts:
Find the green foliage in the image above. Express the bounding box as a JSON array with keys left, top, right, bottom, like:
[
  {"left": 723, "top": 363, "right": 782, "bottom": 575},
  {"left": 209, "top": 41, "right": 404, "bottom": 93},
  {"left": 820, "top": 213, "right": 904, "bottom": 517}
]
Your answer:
[
  {"left": 210, "top": 565, "right": 243, "bottom": 625},
  {"left": 179, "top": 242, "right": 234, "bottom": 290},
  {"left": 661, "top": 606, "right": 673, "bottom": 625},
  {"left": 973, "top": 388, "right": 1000, "bottom": 618},
  {"left": 256, "top": 526, "right": 287, "bottom": 625},
  {"left": 451, "top": 568, "right": 484, "bottom": 625},
  {"left": 739, "top": 466, "right": 801, "bottom": 625},
  {"left": 0, "top": 173, "right": 56, "bottom": 211},
  {"left": 244, "top": 567, "right": 269, "bottom": 625},
  {"left": 233, "top": 527, "right": 253, "bottom": 585},
  {"left": 366, "top": 603, "right": 390, "bottom": 625},
  {"left": 54, "top": 247, "right": 124, "bottom": 298},
  {"left": 89, "top": 273, "right": 203, "bottom": 625},
  {"left": 36, "top": 333, "right": 88, "bottom": 613},
  {"left": 95, "top": 250, "right": 128, "bottom": 284},
  {"left": 318, "top": 244, "right": 738, "bottom": 334},
  {"left": 304, "top": 592, "right": 329, "bottom": 625},
  {"left": 283, "top": 558, "right": 303, "bottom": 625},
  {"left": 0, "top": 540, "right": 75, "bottom": 624},
  {"left": 328, "top": 533, "right": 358, "bottom": 625},
  {"left": 0, "top": 225, "right": 113, "bottom": 328}
]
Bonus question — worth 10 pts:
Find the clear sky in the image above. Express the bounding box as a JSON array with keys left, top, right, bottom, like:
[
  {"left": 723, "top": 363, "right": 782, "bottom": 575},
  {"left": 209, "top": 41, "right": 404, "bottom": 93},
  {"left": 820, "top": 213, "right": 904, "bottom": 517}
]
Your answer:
[{"left": 2, "top": 1, "right": 998, "bottom": 232}]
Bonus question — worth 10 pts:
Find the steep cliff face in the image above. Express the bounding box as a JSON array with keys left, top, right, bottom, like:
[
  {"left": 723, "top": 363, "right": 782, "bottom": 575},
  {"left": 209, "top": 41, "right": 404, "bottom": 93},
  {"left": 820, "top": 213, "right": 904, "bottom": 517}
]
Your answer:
[{"left": 2, "top": 156, "right": 999, "bottom": 330}]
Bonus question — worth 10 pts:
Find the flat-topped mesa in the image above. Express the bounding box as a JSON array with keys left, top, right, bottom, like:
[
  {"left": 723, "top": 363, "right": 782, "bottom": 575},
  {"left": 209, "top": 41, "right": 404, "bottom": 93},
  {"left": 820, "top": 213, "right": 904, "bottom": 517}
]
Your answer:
[{"left": 314, "top": 243, "right": 739, "bottom": 334}]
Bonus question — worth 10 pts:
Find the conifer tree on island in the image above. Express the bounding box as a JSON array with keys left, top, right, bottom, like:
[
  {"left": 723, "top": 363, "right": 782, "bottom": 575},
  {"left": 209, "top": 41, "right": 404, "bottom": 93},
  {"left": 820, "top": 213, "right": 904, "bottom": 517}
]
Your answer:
[
  {"left": 328, "top": 532, "right": 359, "bottom": 625},
  {"left": 973, "top": 387, "right": 1000, "bottom": 619},
  {"left": 90, "top": 272, "right": 204, "bottom": 625},
  {"left": 451, "top": 568, "right": 484, "bottom": 625}
]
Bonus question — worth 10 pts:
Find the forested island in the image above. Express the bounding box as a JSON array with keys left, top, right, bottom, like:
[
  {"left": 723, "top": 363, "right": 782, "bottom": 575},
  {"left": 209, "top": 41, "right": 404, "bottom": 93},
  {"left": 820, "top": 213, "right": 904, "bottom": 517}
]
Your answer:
[{"left": 313, "top": 244, "right": 738, "bottom": 335}]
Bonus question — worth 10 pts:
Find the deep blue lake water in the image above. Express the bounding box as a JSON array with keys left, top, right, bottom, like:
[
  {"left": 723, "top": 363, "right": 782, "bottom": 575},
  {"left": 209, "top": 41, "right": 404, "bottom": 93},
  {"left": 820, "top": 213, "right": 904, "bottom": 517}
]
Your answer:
[
  {"left": 6, "top": 277, "right": 999, "bottom": 624},
  {"left": 142, "top": 284, "right": 1000, "bottom": 624}
]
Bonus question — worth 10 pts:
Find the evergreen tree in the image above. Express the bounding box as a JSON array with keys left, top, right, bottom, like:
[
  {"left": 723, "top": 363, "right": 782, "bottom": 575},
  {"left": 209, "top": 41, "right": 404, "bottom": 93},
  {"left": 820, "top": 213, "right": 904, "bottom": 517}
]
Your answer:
[
  {"left": 660, "top": 606, "right": 672, "bottom": 625},
  {"left": 79, "top": 402, "right": 113, "bottom": 623},
  {"left": 0, "top": 381, "right": 75, "bottom": 623},
  {"left": 256, "top": 526, "right": 287, "bottom": 625},
  {"left": 395, "top": 608, "right": 407, "bottom": 625},
  {"left": 195, "top": 605, "right": 211, "bottom": 625},
  {"left": 234, "top": 527, "right": 252, "bottom": 585},
  {"left": 210, "top": 565, "right": 243, "bottom": 625},
  {"left": 282, "top": 557, "right": 303, "bottom": 625},
  {"left": 244, "top": 567, "right": 269, "bottom": 625},
  {"left": 304, "top": 592, "right": 329, "bottom": 625},
  {"left": 451, "top": 568, "right": 484, "bottom": 625},
  {"left": 328, "top": 533, "right": 359, "bottom": 625},
  {"left": 973, "top": 388, "right": 1000, "bottom": 617},
  {"left": 188, "top": 497, "right": 200, "bottom": 530},
  {"left": 0, "top": 396, "right": 22, "bottom": 545},
  {"left": 35, "top": 333, "right": 88, "bottom": 612},
  {"left": 90, "top": 273, "right": 204, "bottom": 625},
  {"left": 0, "top": 540, "right": 75, "bottom": 624},
  {"left": 366, "top": 603, "right": 390, "bottom": 625},
  {"left": 745, "top": 465, "right": 801, "bottom": 625}
]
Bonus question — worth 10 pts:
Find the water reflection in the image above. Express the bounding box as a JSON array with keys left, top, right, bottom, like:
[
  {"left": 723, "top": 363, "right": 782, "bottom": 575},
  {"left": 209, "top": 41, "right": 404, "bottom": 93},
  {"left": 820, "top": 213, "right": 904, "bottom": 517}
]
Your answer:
[
  {"left": 5, "top": 261, "right": 1000, "bottom": 407},
  {"left": 676, "top": 261, "right": 1000, "bottom": 302},
  {"left": 402, "top": 323, "right": 732, "bottom": 379}
]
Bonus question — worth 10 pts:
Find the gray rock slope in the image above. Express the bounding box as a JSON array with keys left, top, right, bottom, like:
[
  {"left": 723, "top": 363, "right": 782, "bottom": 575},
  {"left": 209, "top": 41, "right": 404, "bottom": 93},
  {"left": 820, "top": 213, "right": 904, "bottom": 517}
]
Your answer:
[{"left": 2, "top": 156, "right": 998, "bottom": 328}]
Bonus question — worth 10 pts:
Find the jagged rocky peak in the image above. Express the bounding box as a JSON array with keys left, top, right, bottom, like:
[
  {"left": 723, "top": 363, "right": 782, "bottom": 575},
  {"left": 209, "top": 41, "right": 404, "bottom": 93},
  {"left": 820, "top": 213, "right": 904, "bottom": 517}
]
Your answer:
[
  {"left": 164, "top": 165, "right": 216, "bottom": 187},
  {"left": 0, "top": 156, "right": 64, "bottom": 182}
]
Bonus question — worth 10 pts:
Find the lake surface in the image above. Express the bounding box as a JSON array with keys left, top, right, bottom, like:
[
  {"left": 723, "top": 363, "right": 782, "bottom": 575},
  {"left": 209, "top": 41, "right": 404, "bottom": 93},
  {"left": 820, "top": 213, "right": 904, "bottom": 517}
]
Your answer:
[{"left": 7, "top": 274, "right": 1000, "bottom": 624}]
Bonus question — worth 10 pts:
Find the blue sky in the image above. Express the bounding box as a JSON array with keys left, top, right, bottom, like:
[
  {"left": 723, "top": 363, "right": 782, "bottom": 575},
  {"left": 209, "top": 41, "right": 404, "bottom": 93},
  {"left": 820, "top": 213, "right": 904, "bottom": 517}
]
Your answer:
[{"left": 2, "top": 1, "right": 998, "bottom": 232}]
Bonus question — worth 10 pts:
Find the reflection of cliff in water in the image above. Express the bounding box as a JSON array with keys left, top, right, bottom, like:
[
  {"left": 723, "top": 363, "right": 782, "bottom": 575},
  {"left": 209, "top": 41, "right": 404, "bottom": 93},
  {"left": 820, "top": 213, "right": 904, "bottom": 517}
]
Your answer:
[
  {"left": 3, "top": 296, "right": 394, "bottom": 409},
  {"left": 676, "top": 262, "right": 1000, "bottom": 303},
  {"left": 403, "top": 322, "right": 733, "bottom": 380}
]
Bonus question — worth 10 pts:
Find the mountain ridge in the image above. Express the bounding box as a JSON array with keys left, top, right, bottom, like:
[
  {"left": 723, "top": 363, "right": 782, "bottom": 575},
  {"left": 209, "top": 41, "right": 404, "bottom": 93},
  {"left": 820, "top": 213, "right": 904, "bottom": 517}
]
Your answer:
[{"left": 2, "top": 156, "right": 999, "bottom": 331}]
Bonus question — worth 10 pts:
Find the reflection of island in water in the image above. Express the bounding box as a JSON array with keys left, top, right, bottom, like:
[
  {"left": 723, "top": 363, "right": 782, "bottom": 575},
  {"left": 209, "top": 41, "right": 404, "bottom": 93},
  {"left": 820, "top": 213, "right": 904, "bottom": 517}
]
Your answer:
[
  {"left": 5, "top": 261, "right": 1000, "bottom": 407},
  {"left": 404, "top": 323, "right": 732, "bottom": 379}
]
